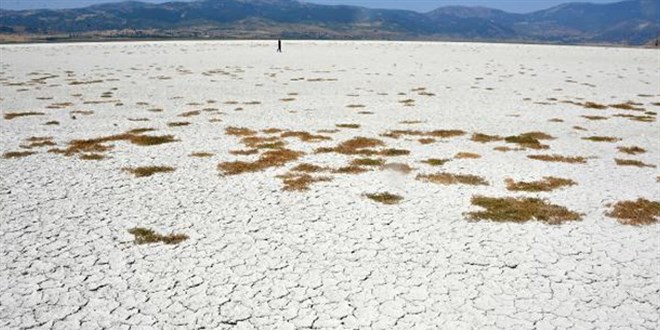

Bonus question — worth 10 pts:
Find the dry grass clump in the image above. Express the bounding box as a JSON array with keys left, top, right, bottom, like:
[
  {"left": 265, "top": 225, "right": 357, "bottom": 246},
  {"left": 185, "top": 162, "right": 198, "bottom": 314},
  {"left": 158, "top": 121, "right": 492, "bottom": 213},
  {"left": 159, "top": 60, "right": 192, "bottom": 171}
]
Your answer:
[
  {"left": 528, "top": 154, "right": 587, "bottom": 164},
  {"left": 505, "top": 177, "right": 576, "bottom": 192},
  {"left": 4, "top": 112, "right": 44, "bottom": 120},
  {"left": 504, "top": 132, "right": 554, "bottom": 149},
  {"left": 455, "top": 152, "right": 481, "bottom": 159},
  {"left": 334, "top": 165, "right": 370, "bottom": 174},
  {"left": 383, "top": 129, "right": 465, "bottom": 139},
  {"left": 129, "top": 134, "right": 177, "bottom": 146},
  {"left": 582, "top": 101, "right": 608, "bottom": 109},
  {"left": 346, "top": 104, "right": 365, "bottom": 108},
  {"left": 471, "top": 133, "right": 503, "bottom": 143},
  {"left": 573, "top": 126, "right": 588, "bottom": 131},
  {"left": 262, "top": 128, "right": 284, "bottom": 134},
  {"left": 612, "top": 113, "right": 655, "bottom": 122},
  {"left": 125, "top": 166, "right": 175, "bottom": 177},
  {"left": 3, "top": 151, "right": 36, "bottom": 159},
  {"left": 614, "top": 158, "right": 656, "bottom": 168},
  {"left": 126, "top": 128, "right": 156, "bottom": 134},
  {"left": 582, "top": 136, "right": 620, "bottom": 142},
  {"left": 190, "top": 152, "right": 214, "bottom": 158},
  {"left": 225, "top": 126, "right": 257, "bottom": 136},
  {"left": 179, "top": 110, "right": 200, "bottom": 117},
  {"left": 609, "top": 102, "right": 645, "bottom": 111},
  {"left": 241, "top": 136, "right": 285, "bottom": 149},
  {"left": 317, "top": 137, "right": 385, "bottom": 155},
  {"left": 351, "top": 158, "right": 385, "bottom": 166},
  {"left": 399, "top": 99, "right": 415, "bottom": 106},
  {"left": 128, "top": 227, "right": 188, "bottom": 245},
  {"left": 380, "top": 148, "right": 410, "bottom": 156},
  {"left": 617, "top": 146, "right": 646, "bottom": 155},
  {"left": 218, "top": 149, "right": 303, "bottom": 175},
  {"left": 21, "top": 136, "right": 55, "bottom": 149},
  {"left": 45, "top": 121, "right": 60, "bottom": 125},
  {"left": 548, "top": 118, "right": 564, "bottom": 123},
  {"left": 418, "top": 138, "right": 435, "bottom": 144},
  {"left": 168, "top": 121, "right": 190, "bottom": 127},
  {"left": 417, "top": 172, "right": 488, "bottom": 185},
  {"left": 468, "top": 196, "right": 582, "bottom": 224},
  {"left": 46, "top": 102, "right": 73, "bottom": 109},
  {"left": 365, "top": 192, "right": 403, "bottom": 205},
  {"left": 606, "top": 198, "right": 660, "bottom": 225},
  {"left": 280, "top": 131, "right": 331, "bottom": 142},
  {"left": 400, "top": 120, "right": 425, "bottom": 124},
  {"left": 317, "top": 129, "right": 340, "bottom": 134},
  {"left": 291, "top": 163, "right": 328, "bottom": 173},
  {"left": 278, "top": 173, "right": 332, "bottom": 191},
  {"left": 229, "top": 149, "right": 259, "bottom": 155},
  {"left": 79, "top": 153, "right": 105, "bottom": 160},
  {"left": 336, "top": 124, "right": 360, "bottom": 129},
  {"left": 127, "top": 118, "right": 150, "bottom": 122},
  {"left": 582, "top": 115, "right": 608, "bottom": 121},
  {"left": 422, "top": 158, "right": 450, "bottom": 166},
  {"left": 494, "top": 146, "right": 524, "bottom": 152}
]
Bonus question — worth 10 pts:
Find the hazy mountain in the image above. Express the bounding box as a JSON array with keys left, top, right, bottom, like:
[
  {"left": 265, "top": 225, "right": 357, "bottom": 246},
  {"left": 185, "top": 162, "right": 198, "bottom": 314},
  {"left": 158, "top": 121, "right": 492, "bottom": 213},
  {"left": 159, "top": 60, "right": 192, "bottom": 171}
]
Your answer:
[{"left": 0, "top": 0, "right": 657, "bottom": 45}]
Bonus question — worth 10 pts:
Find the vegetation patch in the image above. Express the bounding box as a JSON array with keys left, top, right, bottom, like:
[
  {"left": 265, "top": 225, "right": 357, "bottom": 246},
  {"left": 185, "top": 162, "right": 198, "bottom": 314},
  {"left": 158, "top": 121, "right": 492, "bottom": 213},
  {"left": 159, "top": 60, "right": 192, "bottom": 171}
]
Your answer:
[
  {"left": 471, "top": 133, "right": 503, "bottom": 143},
  {"left": 126, "top": 128, "right": 156, "bottom": 134},
  {"left": 505, "top": 176, "right": 576, "bottom": 192},
  {"left": 455, "top": 152, "right": 481, "bottom": 159},
  {"left": 346, "top": 104, "right": 365, "bottom": 108},
  {"left": 280, "top": 131, "right": 331, "bottom": 142},
  {"left": 383, "top": 129, "right": 465, "bottom": 139},
  {"left": 225, "top": 126, "right": 257, "bottom": 136},
  {"left": 21, "top": 136, "right": 55, "bottom": 149},
  {"left": 334, "top": 165, "right": 370, "bottom": 174},
  {"left": 614, "top": 158, "right": 656, "bottom": 168},
  {"left": 613, "top": 113, "right": 655, "bottom": 122},
  {"left": 609, "top": 102, "right": 645, "bottom": 111},
  {"left": 4, "top": 112, "right": 44, "bottom": 120},
  {"left": 494, "top": 146, "right": 524, "bottom": 152},
  {"left": 218, "top": 149, "right": 303, "bottom": 175},
  {"left": 291, "top": 163, "right": 328, "bottom": 173},
  {"left": 79, "top": 153, "right": 106, "bottom": 160},
  {"left": 168, "top": 121, "right": 190, "bottom": 127},
  {"left": 468, "top": 196, "right": 582, "bottom": 224},
  {"left": 316, "top": 137, "right": 385, "bottom": 155},
  {"left": 336, "top": 123, "right": 360, "bottom": 129},
  {"left": 527, "top": 154, "right": 587, "bottom": 164},
  {"left": 128, "top": 227, "right": 188, "bottom": 245},
  {"left": 45, "top": 121, "right": 60, "bottom": 125},
  {"left": 351, "top": 158, "right": 385, "bottom": 166},
  {"left": 504, "top": 132, "right": 554, "bottom": 149},
  {"left": 417, "top": 172, "right": 488, "bottom": 186},
  {"left": 125, "top": 166, "right": 175, "bottom": 177},
  {"left": 278, "top": 173, "right": 332, "bottom": 191},
  {"left": 229, "top": 149, "right": 259, "bottom": 156},
  {"left": 365, "top": 192, "right": 403, "bottom": 205},
  {"left": 617, "top": 146, "right": 646, "bottom": 155},
  {"left": 190, "top": 152, "right": 214, "bottom": 158},
  {"left": 3, "top": 151, "right": 36, "bottom": 159},
  {"left": 582, "top": 136, "right": 620, "bottom": 142},
  {"left": 606, "top": 198, "right": 660, "bottom": 225},
  {"left": 418, "top": 138, "right": 436, "bottom": 144},
  {"left": 582, "top": 115, "right": 608, "bottom": 121}
]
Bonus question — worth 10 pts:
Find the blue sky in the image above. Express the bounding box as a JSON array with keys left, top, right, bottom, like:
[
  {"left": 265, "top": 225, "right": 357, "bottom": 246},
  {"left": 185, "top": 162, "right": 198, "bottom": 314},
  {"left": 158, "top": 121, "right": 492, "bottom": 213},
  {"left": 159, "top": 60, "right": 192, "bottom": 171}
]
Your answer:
[{"left": 0, "top": 0, "right": 621, "bottom": 13}]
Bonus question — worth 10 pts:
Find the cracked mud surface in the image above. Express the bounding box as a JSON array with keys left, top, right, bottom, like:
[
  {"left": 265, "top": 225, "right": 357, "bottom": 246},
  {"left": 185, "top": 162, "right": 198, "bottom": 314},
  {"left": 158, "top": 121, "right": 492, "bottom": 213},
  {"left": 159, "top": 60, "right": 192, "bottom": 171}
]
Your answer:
[{"left": 1, "top": 41, "right": 658, "bottom": 329}]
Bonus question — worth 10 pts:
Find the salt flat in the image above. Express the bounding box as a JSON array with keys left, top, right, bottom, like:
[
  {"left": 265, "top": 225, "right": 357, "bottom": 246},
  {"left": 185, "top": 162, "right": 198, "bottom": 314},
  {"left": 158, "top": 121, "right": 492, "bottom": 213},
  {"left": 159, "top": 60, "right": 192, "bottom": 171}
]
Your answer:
[{"left": 0, "top": 40, "right": 658, "bottom": 329}]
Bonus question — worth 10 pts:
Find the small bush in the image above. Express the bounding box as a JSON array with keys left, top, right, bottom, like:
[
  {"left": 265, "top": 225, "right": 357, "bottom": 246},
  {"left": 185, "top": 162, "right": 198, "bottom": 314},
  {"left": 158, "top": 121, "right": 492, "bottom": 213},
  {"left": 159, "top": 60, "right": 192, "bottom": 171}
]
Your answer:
[
  {"left": 365, "top": 192, "right": 403, "bottom": 205},
  {"left": 528, "top": 154, "right": 587, "bottom": 164},
  {"left": 468, "top": 196, "right": 582, "bottom": 224},
  {"left": 614, "top": 158, "right": 655, "bottom": 168},
  {"left": 505, "top": 177, "right": 576, "bottom": 192},
  {"left": 617, "top": 146, "right": 646, "bottom": 155},
  {"left": 606, "top": 198, "right": 660, "bottom": 225},
  {"left": 128, "top": 227, "right": 188, "bottom": 245}
]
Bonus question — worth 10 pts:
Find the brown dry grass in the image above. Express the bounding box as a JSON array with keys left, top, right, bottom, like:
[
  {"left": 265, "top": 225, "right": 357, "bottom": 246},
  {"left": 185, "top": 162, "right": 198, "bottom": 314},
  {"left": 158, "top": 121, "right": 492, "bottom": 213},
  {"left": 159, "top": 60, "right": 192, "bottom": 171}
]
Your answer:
[
  {"left": 168, "top": 121, "right": 190, "bottom": 127},
  {"left": 280, "top": 131, "right": 331, "bottom": 142},
  {"left": 582, "top": 115, "right": 609, "bottom": 121},
  {"left": 417, "top": 172, "right": 488, "bottom": 186},
  {"left": 128, "top": 227, "right": 188, "bottom": 245},
  {"left": 229, "top": 149, "right": 259, "bottom": 156},
  {"left": 422, "top": 158, "right": 450, "bottom": 166},
  {"left": 291, "top": 163, "right": 328, "bottom": 173},
  {"left": 346, "top": 104, "right": 366, "bottom": 108},
  {"left": 21, "top": 136, "right": 55, "bottom": 149},
  {"left": 129, "top": 134, "right": 177, "bottom": 146},
  {"left": 4, "top": 112, "right": 44, "bottom": 120},
  {"left": 317, "top": 137, "right": 385, "bottom": 155},
  {"left": 365, "top": 192, "right": 403, "bottom": 205},
  {"left": 225, "top": 126, "right": 257, "bottom": 136},
  {"left": 613, "top": 114, "right": 655, "bottom": 122},
  {"left": 45, "top": 121, "right": 60, "bottom": 125},
  {"left": 241, "top": 136, "right": 285, "bottom": 149},
  {"left": 494, "top": 146, "right": 524, "bottom": 152},
  {"left": 468, "top": 196, "right": 582, "bottom": 224},
  {"left": 614, "top": 158, "right": 656, "bottom": 168},
  {"left": 528, "top": 154, "right": 587, "bottom": 164},
  {"left": 125, "top": 166, "right": 175, "bottom": 177},
  {"left": 126, "top": 128, "right": 156, "bottom": 134},
  {"left": 582, "top": 101, "right": 608, "bottom": 109},
  {"left": 383, "top": 129, "right": 465, "bottom": 139},
  {"left": 573, "top": 126, "right": 588, "bottom": 131},
  {"left": 79, "top": 153, "right": 106, "bottom": 160},
  {"left": 504, "top": 132, "right": 554, "bottom": 149},
  {"left": 190, "top": 152, "right": 214, "bottom": 158},
  {"left": 582, "top": 136, "right": 620, "bottom": 142},
  {"left": 351, "top": 158, "right": 385, "bottom": 166},
  {"left": 3, "top": 151, "right": 36, "bottom": 159},
  {"left": 606, "top": 198, "right": 660, "bottom": 225},
  {"left": 262, "top": 128, "right": 284, "bottom": 134},
  {"left": 505, "top": 177, "right": 576, "bottom": 192},
  {"left": 471, "top": 133, "right": 503, "bottom": 143},
  {"left": 399, "top": 99, "right": 415, "bottom": 106},
  {"left": 278, "top": 173, "right": 332, "bottom": 191},
  {"left": 455, "top": 152, "right": 481, "bottom": 159},
  {"left": 418, "top": 138, "right": 436, "bottom": 144},
  {"left": 548, "top": 118, "right": 564, "bottom": 123},
  {"left": 218, "top": 149, "right": 303, "bottom": 175},
  {"left": 617, "top": 146, "right": 646, "bottom": 155},
  {"left": 334, "top": 165, "right": 370, "bottom": 174},
  {"left": 609, "top": 102, "right": 645, "bottom": 111},
  {"left": 336, "top": 124, "right": 360, "bottom": 129}
]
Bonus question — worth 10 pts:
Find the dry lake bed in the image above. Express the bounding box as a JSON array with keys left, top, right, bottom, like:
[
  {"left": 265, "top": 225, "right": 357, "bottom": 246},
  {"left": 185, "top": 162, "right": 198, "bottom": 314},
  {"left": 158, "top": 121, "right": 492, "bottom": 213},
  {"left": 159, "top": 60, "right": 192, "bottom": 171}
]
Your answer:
[{"left": 1, "top": 40, "right": 659, "bottom": 329}]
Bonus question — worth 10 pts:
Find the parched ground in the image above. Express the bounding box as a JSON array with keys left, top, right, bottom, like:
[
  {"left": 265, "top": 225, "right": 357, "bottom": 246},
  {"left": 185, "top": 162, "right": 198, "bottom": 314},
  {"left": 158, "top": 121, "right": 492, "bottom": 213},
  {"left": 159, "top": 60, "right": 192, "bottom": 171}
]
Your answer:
[{"left": 0, "top": 41, "right": 658, "bottom": 330}]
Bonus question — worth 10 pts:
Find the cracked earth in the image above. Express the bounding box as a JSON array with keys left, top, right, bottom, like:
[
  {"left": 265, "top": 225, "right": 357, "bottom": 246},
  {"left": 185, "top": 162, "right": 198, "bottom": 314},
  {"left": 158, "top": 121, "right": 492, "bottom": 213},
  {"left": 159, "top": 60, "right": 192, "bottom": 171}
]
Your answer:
[{"left": 1, "top": 41, "right": 659, "bottom": 329}]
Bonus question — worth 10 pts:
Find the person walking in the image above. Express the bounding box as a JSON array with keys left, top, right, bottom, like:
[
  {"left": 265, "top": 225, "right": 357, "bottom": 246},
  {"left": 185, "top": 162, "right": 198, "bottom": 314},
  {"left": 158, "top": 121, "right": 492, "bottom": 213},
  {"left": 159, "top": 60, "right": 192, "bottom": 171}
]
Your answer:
[{"left": 277, "top": 39, "right": 282, "bottom": 53}]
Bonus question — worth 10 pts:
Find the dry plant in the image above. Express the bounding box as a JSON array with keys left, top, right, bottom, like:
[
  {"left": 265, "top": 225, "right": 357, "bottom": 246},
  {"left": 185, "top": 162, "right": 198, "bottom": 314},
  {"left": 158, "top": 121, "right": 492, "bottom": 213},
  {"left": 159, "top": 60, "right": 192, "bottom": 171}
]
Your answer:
[
  {"left": 80, "top": 153, "right": 105, "bottom": 160},
  {"left": 613, "top": 114, "right": 655, "bottom": 122},
  {"left": 278, "top": 173, "right": 332, "bottom": 191},
  {"left": 505, "top": 177, "right": 576, "bottom": 192},
  {"left": 3, "top": 151, "right": 35, "bottom": 159},
  {"left": 528, "top": 154, "right": 587, "bottom": 164},
  {"left": 365, "top": 192, "right": 403, "bottom": 205},
  {"left": 617, "top": 146, "right": 646, "bottom": 155},
  {"left": 614, "top": 158, "right": 656, "bottom": 168},
  {"left": 399, "top": 99, "right": 415, "bottom": 106},
  {"left": 218, "top": 149, "right": 303, "bottom": 175},
  {"left": 548, "top": 118, "right": 564, "bottom": 123},
  {"left": 280, "top": 131, "right": 331, "bottom": 142},
  {"left": 582, "top": 136, "right": 620, "bottom": 142},
  {"left": 471, "top": 133, "right": 503, "bottom": 143},
  {"left": 383, "top": 129, "right": 465, "bottom": 139},
  {"left": 418, "top": 138, "right": 435, "bottom": 144},
  {"left": 582, "top": 101, "right": 608, "bottom": 109},
  {"left": 606, "top": 198, "right": 660, "bottom": 225},
  {"left": 225, "top": 126, "right": 256, "bottom": 136},
  {"left": 582, "top": 115, "right": 608, "bottom": 121},
  {"left": 422, "top": 158, "right": 450, "bottom": 166},
  {"left": 128, "top": 227, "right": 188, "bottom": 245},
  {"left": 334, "top": 165, "right": 370, "bottom": 174},
  {"left": 336, "top": 124, "right": 360, "bottom": 129},
  {"left": 168, "top": 122, "right": 190, "bottom": 127},
  {"left": 468, "top": 196, "right": 582, "bottom": 224},
  {"left": 126, "top": 128, "right": 156, "bottom": 134},
  {"left": 21, "top": 136, "right": 55, "bottom": 149},
  {"left": 346, "top": 104, "right": 365, "bottom": 108},
  {"left": 455, "top": 152, "right": 481, "bottom": 159},
  {"left": 45, "top": 121, "right": 60, "bottom": 125},
  {"left": 229, "top": 149, "right": 259, "bottom": 155},
  {"left": 4, "top": 112, "right": 44, "bottom": 120},
  {"left": 316, "top": 137, "right": 385, "bottom": 155},
  {"left": 351, "top": 158, "right": 385, "bottom": 166},
  {"left": 609, "top": 102, "right": 645, "bottom": 111},
  {"left": 262, "top": 128, "right": 284, "bottom": 134},
  {"left": 504, "top": 132, "right": 554, "bottom": 149},
  {"left": 125, "top": 166, "right": 175, "bottom": 177},
  {"left": 241, "top": 136, "right": 285, "bottom": 149},
  {"left": 573, "top": 126, "right": 588, "bottom": 131},
  {"left": 417, "top": 172, "right": 488, "bottom": 185},
  {"left": 291, "top": 163, "right": 328, "bottom": 173},
  {"left": 190, "top": 152, "right": 214, "bottom": 158}
]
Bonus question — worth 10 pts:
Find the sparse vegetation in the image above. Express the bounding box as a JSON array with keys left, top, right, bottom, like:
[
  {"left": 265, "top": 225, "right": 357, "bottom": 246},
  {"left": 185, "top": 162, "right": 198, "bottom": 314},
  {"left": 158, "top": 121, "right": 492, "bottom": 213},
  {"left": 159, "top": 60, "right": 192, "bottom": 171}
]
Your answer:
[
  {"left": 418, "top": 138, "right": 435, "bottom": 144},
  {"left": 168, "top": 121, "right": 190, "bottom": 127},
  {"left": 218, "top": 149, "right": 303, "bottom": 175},
  {"left": 617, "top": 146, "right": 646, "bottom": 155},
  {"left": 125, "top": 166, "right": 175, "bottom": 177},
  {"left": 582, "top": 115, "right": 608, "bottom": 121},
  {"left": 4, "top": 112, "right": 44, "bottom": 120},
  {"left": 417, "top": 172, "right": 488, "bottom": 185},
  {"left": 80, "top": 153, "right": 105, "bottom": 160},
  {"left": 351, "top": 158, "right": 385, "bottom": 166},
  {"left": 505, "top": 177, "right": 576, "bottom": 192},
  {"left": 365, "top": 192, "right": 403, "bottom": 205},
  {"left": 455, "top": 152, "right": 481, "bottom": 159},
  {"left": 614, "top": 158, "right": 656, "bottom": 168},
  {"left": 291, "top": 163, "right": 328, "bottom": 172},
  {"left": 528, "top": 154, "right": 587, "bottom": 164},
  {"left": 278, "top": 173, "right": 332, "bottom": 191},
  {"left": 190, "top": 152, "right": 214, "bottom": 157},
  {"left": 229, "top": 149, "right": 259, "bottom": 155},
  {"left": 45, "top": 121, "right": 60, "bottom": 125},
  {"left": 280, "top": 131, "right": 331, "bottom": 142},
  {"left": 225, "top": 126, "right": 256, "bottom": 136},
  {"left": 422, "top": 158, "right": 450, "bottom": 166},
  {"left": 582, "top": 136, "right": 620, "bottom": 142},
  {"left": 334, "top": 165, "right": 370, "bottom": 174},
  {"left": 336, "top": 123, "right": 360, "bottom": 129},
  {"left": 468, "top": 196, "right": 582, "bottom": 224},
  {"left": 471, "top": 133, "right": 503, "bottom": 143},
  {"left": 504, "top": 132, "right": 554, "bottom": 149},
  {"left": 3, "top": 151, "right": 36, "bottom": 159},
  {"left": 606, "top": 198, "right": 660, "bottom": 225},
  {"left": 383, "top": 129, "right": 465, "bottom": 139},
  {"left": 128, "top": 227, "right": 188, "bottom": 245}
]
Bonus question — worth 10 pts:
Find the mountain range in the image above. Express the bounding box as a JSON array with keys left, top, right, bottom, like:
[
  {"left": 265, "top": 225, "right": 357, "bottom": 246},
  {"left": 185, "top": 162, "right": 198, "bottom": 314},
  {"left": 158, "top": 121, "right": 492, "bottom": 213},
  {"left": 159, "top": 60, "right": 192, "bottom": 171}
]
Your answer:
[{"left": 0, "top": 0, "right": 658, "bottom": 45}]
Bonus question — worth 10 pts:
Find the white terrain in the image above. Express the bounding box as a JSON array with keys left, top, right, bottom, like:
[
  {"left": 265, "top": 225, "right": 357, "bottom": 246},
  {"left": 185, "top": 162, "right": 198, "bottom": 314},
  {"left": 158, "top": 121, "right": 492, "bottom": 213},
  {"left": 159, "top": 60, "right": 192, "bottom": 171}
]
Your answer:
[{"left": 1, "top": 41, "right": 659, "bottom": 329}]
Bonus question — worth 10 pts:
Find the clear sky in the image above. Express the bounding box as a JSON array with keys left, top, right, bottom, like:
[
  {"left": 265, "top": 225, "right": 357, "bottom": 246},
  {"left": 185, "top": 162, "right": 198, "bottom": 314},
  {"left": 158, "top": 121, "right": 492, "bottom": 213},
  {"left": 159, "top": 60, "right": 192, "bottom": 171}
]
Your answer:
[{"left": 0, "top": 0, "right": 622, "bottom": 13}]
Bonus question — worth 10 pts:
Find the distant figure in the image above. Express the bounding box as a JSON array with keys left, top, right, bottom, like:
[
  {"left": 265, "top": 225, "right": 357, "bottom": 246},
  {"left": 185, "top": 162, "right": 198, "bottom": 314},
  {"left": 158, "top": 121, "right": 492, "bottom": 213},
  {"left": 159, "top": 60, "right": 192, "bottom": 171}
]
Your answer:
[{"left": 277, "top": 39, "right": 282, "bottom": 53}]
